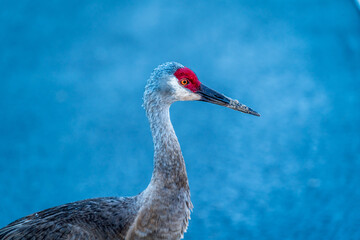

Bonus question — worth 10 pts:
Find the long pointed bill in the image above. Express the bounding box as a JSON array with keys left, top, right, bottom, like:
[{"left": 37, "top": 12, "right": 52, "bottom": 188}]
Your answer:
[{"left": 196, "top": 84, "right": 260, "bottom": 117}]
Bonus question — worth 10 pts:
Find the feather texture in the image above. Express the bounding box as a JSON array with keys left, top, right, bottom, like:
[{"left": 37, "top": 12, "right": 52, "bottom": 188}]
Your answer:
[{"left": 0, "top": 197, "right": 140, "bottom": 239}]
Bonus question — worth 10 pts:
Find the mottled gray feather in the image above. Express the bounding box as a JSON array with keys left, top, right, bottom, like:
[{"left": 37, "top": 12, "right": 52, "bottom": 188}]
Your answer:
[{"left": 0, "top": 197, "right": 140, "bottom": 239}]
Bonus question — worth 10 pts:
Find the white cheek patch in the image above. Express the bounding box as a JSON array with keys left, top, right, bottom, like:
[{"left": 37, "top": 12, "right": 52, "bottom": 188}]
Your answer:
[{"left": 168, "top": 76, "right": 201, "bottom": 101}]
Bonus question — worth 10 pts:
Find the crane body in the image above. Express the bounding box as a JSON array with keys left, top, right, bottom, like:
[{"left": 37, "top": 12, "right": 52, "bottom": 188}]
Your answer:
[{"left": 0, "top": 62, "right": 259, "bottom": 240}]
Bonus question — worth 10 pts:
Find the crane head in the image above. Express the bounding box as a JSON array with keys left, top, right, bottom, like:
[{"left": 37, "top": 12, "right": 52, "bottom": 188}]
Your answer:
[{"left": 144, "top": 62, "right": 260, "bottom": 117}]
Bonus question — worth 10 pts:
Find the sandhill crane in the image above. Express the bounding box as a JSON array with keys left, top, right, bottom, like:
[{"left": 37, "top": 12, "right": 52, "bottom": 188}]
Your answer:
[{"left": 0, "top": 62, "right": 260, "bottom": 240}]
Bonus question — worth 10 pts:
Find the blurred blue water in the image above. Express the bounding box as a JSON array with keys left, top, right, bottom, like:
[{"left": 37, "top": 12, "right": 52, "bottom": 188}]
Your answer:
[{"left": 0, "top": 0, "right": 359, "bottom": 239}]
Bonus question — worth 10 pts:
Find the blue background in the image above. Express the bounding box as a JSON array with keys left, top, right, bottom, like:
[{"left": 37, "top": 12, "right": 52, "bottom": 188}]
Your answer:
[{"left": 1, "top": 0, "right": 360, "bottom": 239}]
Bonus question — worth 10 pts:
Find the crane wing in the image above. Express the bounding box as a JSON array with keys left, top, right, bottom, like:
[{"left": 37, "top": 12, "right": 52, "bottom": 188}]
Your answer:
[
  {"left": 0, "top": 196, "right": 140, "bottom": 240},
  {"left": 0, "top": 221, "right": 98, "bottom": 240}
]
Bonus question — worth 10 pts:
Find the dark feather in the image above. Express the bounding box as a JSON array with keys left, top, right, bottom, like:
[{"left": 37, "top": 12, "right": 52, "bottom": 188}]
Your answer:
[{"left": 0, "top": 197, "right": 140, "bottom": 240}]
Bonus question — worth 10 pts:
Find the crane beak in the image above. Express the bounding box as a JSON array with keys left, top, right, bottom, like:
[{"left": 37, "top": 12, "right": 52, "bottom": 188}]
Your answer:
[{"left": 196, "top": 84, "right": 260, "bottom": 117}]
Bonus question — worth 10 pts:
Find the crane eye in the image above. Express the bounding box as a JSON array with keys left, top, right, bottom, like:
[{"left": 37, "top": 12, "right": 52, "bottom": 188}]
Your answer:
[{"left": 180, "top": 79, "right": 189, "bottom": 86}]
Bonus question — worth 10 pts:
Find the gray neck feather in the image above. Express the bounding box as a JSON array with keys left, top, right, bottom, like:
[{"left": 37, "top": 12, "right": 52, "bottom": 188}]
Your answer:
[
  {"left": 125, "top": 63, "right": 192, "bottom": 239},
  {"left": 144, "top": 98, "right": 189, "bottom": 190},
  {"left": 142, "top": 62, "right": 189, "bottom": 191}
]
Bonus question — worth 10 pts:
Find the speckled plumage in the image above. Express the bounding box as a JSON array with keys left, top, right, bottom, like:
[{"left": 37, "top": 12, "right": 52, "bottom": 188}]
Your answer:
[
  {"left": 0, "top": 62, "right": 194, "bottom": 240},
  {"left": 0, "top": 197, "right": 140, "bottom": 239}
]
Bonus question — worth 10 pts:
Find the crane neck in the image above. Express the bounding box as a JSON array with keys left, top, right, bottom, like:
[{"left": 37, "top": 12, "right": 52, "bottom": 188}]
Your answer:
[{"left": 145, "top": 100, "right": 189, "bottom": 191}]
